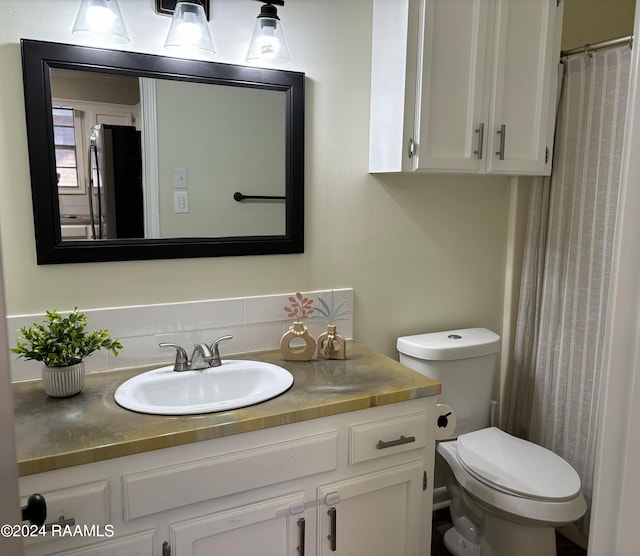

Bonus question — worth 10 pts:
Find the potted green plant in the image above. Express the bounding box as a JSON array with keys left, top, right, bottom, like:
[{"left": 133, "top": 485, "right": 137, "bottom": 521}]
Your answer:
[{"left": 12, "top": 308, "right": 123, "bottom": 397}]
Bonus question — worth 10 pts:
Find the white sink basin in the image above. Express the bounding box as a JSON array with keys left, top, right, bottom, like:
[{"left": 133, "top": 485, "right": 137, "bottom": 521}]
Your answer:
[{"left": 114, "top": 360, "right": 293, "bottom": 415}]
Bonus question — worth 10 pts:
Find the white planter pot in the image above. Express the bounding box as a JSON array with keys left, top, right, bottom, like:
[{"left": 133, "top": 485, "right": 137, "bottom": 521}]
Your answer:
[{"left": 41, "top": 361, "right": 85, "bottom": 397}]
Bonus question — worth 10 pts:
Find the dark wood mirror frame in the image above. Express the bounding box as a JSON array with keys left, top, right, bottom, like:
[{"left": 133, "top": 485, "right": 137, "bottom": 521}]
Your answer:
[{"left": 20, "top": 39, "right": 304, "bottom": 264}]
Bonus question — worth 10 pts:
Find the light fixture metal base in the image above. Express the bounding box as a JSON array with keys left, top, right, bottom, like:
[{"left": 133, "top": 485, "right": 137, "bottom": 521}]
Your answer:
[{"left": 156, "top": 0, "right": 210, "bottom": 21}]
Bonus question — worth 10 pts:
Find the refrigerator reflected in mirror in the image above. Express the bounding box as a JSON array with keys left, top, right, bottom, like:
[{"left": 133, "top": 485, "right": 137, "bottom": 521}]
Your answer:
[{"left": 88, "top": 123, "right": 144, "bottom": 239}]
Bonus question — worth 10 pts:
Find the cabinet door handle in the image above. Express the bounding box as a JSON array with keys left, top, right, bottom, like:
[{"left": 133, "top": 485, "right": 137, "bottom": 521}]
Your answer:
[
  {"left": 408, "top": 138, "right": 416, "bottom": 159},
  {"left": 474, "top": 123, "right": 485, "bottom": 159},
  {"left": 377, "top": 434, "right": 416, "bottom": 449},
  {"left": 496, "top": 124, "right": 506, "bottom": 160},
  {"left": 297, "top": 517, "right": 305, "bottom": 556},
  {"left": 327, "top": 507, "right": 337, "bottom": 551}
]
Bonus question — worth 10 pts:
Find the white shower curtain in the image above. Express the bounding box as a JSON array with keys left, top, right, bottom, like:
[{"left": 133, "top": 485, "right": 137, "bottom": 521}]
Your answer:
[{"left": 506, "top": 45, "right": 631, "bottom": 535}]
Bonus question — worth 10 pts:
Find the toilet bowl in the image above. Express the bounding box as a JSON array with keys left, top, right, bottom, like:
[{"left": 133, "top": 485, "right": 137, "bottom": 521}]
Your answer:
[
  {"left": 438, "top": 427, "right": 587, "bottom": 556},
  {"left": 438, "top": 428, "right": 587, "bottom": 556},
  {"left": 396, "top": 328, "right": 587, "bottom": 556}
]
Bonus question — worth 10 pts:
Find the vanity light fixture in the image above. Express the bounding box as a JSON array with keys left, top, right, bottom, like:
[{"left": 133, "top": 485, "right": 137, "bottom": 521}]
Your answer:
[
  {"left": 163, "top": 0, "right": 215, "bottom": 55},
  {"left": 72, "top": 0, "right": 130, "bottom": 44},
  {"left": 246, "top": 0, "right": 291, "bottom": 64}
]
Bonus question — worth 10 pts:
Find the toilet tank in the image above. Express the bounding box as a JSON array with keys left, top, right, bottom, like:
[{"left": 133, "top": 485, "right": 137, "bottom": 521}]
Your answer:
[{"left": 397, "top": 328, "right": 501, "bottom": 437}]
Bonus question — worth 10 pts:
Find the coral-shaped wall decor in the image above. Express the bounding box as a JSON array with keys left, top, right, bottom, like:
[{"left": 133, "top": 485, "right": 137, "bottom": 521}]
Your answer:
[{"left": 284, "top": 292, "right": 315, "bottom": 320}]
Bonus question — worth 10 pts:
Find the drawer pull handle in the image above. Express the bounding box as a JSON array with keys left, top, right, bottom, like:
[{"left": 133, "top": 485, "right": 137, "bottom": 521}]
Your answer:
[
  {"left": 327, "top": 507, "right": 337, "bottom": 551},
  {"left": 45, "top": 515, "right": 76, "bottom": 532},
  {"left": 376, "top": 435, "right": 416, "bottom": 449}
]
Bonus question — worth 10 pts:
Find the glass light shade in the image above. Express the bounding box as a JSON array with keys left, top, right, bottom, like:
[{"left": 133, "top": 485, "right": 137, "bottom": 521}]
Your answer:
[
  {"left": 164, "top": 2, "right": 215, "bottom": 55},
  {"left": 72, "top": 0, "right": 130, "bottom": 44},
  {"left": 246, "top": 7, "right": 291, "bottom": 64}
]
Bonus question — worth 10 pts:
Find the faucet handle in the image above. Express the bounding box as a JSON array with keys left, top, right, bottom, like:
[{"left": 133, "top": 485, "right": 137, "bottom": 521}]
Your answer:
[
  {"left": 159, "top": 342, "right": 190, "bottom": 372},
  {"left": 208, "top": 335, "right": 233, "bottom": 366}
]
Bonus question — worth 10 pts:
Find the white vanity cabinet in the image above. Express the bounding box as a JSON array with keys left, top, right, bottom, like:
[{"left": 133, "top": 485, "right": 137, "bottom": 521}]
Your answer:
[
  {"left": 316, "top": 461, "right": 425, "bottom": 555},
  {"left": 166, "top": 491, "right": 306, "bottom": 556},
  {"left": 19, "top": 397, "right": 436, "bottom": 556},
  {"left": 369, "top": 0, "right": 563, "bottom": 176}
]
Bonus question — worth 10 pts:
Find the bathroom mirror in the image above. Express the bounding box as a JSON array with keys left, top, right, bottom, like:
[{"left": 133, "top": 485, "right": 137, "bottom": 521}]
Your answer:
[{"left": 20, "top": 39, "right": 305, "bottom": 264}]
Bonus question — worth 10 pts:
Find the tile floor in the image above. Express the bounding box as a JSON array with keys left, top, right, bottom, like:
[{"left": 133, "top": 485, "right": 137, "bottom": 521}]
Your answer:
[{"left": 431, "top": 508, "right": 587, "bottom": 556}]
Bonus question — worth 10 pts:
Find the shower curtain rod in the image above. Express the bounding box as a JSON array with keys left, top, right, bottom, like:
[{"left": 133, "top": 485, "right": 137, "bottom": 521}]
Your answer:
[{"left": 561, "top": 34, "right": 633, "bottom": 57}]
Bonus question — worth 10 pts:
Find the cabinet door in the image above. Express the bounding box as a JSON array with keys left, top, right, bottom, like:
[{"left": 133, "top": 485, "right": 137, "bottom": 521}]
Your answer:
[
  {"left": 168, "top": 492, "right": 306, "bottom": 556},
  {"left": 369, "top": 0, "right": 421, "bottom": 173},
  {"left": 414, "top": 0, "right": 492, "bottom": 172},
  {"left": 485, "top": 0, "right": 562, "bottom": 175},
  {"left": 317, "top": 461, "right": 425, "bottom": 556},
  {"left": 45, "top": 531, "right": 154, "bottom": 556}
]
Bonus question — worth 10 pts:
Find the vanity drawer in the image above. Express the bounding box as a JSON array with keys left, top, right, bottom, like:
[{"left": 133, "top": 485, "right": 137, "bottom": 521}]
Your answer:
[
  {"left": 20, "top": 481, "right": 109, "bottom": 546},
  {"left": 123, "top": 431, "right": 337, "bottom": 520},
  {"left": 349, "top": 412, "right": 427, "bottom": 465}
]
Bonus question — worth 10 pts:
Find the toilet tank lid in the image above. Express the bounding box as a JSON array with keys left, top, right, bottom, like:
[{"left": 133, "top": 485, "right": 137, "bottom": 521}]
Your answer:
[{"left": 397, "top": 328, "right": 500, "bottom": 361}]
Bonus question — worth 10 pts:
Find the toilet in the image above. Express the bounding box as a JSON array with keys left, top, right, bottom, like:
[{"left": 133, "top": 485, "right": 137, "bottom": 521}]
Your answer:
[{"left": 397, "top": 328, "right": 586, "bottom": 556}]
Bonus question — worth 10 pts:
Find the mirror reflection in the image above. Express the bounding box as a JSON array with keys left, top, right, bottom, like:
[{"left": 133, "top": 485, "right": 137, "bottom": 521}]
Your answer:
[
  {"left": 20, "top": 39, "right": 304, "bottom": 264},
  {"left": 50, "top": 68, "right": 286, "bottom": 242}
]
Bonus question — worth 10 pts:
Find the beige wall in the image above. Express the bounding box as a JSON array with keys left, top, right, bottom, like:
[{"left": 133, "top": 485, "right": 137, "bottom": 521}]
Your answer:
[
  {"left": 0, "top": 0, "right": 509, "bottom": 360},
  {"left": 1, "top": 0, "right": 634, "bottom": 360},
  {"left": 50, "top": 70, "right": 140, "bottom": 105},
  {"left": 562, "top": 0, "right": 635, "bottom": 50},
  {"left": 155, "top": 79, "right": 286, "bottom": 237}
]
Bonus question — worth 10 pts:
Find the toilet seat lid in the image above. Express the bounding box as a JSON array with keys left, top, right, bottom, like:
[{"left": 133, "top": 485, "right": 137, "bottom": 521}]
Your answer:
[{"left": 457, "top": 428, "right": 581, "bottom": 501}]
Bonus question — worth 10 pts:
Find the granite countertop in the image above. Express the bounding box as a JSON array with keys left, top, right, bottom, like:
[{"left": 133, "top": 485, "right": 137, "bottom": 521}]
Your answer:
[{"left": 12, "top": 342, "right": 441, "bottom": 477}]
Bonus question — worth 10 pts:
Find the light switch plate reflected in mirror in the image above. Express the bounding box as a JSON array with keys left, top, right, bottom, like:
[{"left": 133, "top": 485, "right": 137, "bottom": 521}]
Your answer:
[
  {"left": 174, "top": 168, "right": 188, "bottom": 189},
  {"left": 174, "top": 191, "right": 189, "bottom": 213}
]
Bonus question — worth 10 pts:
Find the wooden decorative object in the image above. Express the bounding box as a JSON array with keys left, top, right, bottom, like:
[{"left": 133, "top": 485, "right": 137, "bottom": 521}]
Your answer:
[
  {"left": 317, "top": 325, "right": 346, "bottom": 360},
  {"left": 280, "top": 322, "right": 316, "bottom": 361}
]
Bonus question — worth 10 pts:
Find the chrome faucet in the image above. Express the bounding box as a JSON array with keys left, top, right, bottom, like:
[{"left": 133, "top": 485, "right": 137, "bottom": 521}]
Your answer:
[
  {"left": 189, "top": 343, "right": 214, "bottom": 370},
  {"left": 159, "top": 335, "right": 233, "bottom": 371},
  {"left": 159, "top": 342, "right": 190, "bottom": 372},
  {"left": 207, "top": 335, "right": 233, "bottom": 367}
]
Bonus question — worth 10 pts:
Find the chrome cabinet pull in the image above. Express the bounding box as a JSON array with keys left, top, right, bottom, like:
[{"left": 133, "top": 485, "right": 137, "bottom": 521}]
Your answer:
[
  {"left": 496, "top": 124, "right": 506, "bottom": 160},
  {"left": 408, "top": 138, "right": 416, "bottom": 158},
  {"left": 297, "top": 517, "right": 306, "bottom": 556},
  {"left": 44, "top": 515, "right": 75, "bottom": 532},
  {"left": 474, "top": 123, "right": 485, "bottom": 159},
  {"left": 327, "top": 507, "right": 337, "bottom": 551},
  {"left": 376, "top": 434, "right": 416, "bottom": 449}
]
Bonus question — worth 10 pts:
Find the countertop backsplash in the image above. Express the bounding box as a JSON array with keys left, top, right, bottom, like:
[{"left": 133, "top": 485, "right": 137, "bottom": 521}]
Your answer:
[{"left": 6, "top": 288, "right": 354, "bottom": 382}]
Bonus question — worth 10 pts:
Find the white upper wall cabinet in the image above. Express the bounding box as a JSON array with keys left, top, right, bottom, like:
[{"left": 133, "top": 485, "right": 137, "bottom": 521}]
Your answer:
[{"left": 369, "top": 0, "right": 564, "bottom": 175}]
